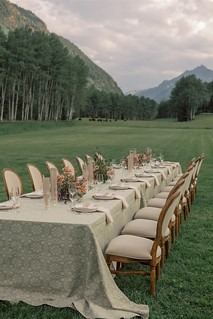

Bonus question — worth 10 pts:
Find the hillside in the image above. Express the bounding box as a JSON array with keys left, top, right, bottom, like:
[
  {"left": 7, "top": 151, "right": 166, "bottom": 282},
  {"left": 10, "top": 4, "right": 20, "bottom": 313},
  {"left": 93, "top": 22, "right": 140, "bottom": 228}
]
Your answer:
[
  {"left": 0, "top": 0, "right": 122, "bottom": 95},
  {"left": 135, "top": 65, "right": 213, "bottom": 102}
]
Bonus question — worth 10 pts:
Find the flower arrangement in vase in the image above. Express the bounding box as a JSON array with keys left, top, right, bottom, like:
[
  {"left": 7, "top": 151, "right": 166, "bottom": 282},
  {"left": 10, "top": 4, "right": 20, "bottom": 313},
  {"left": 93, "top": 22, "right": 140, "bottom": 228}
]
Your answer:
[
  {"left": 93, "top": 152, "right": 113, "bottom": 182},
  {"left": 57, "top": 166, "right": 87, "bottom": 201}
]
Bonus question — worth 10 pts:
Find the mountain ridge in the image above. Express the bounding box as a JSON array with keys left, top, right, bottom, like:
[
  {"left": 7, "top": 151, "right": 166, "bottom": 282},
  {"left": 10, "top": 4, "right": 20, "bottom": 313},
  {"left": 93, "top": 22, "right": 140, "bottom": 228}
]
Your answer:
[
  {"left": 134, "top": 65, "right": 213, "bottom": 102},
  {"left": 0, "top": 0, "right": 122, "bottom": 95}
]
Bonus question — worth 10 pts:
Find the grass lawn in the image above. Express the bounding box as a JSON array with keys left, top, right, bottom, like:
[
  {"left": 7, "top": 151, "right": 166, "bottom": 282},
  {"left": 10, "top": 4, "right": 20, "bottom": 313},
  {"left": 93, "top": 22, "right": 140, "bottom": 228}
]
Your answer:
[{"left": 0, "top": 114, "right": 212, "bottom": 318}]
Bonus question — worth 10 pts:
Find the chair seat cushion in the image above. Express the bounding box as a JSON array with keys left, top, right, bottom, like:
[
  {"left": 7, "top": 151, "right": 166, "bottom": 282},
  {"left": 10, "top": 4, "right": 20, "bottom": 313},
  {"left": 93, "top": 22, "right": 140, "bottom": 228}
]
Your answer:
[
  {"left": 147, "top": 197, "right": 166, "bottom": 208},
  {"left": 134, "top": 207, "right": 162, "bottom": 221},
  {"left": 168, "top": 181, "right": 177, "bottom": 186},
  {"left": 105, "top": 234, "right": 161, "bottom": 260},
  {"left": 162, "top": 186, "right": 173, "bottom": 192},
  {"left": 155, "top": 192, "right": 170, "bottom": 199},
  {"left": 121, "top": 219, "right": 170, "bottom": 238}
]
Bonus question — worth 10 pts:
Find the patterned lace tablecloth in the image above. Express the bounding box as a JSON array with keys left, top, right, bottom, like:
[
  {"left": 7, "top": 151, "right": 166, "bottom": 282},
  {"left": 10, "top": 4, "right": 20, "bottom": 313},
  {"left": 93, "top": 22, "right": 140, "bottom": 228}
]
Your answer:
[{"left": 0, "top": 163, "right": 181, "bottom": 319}]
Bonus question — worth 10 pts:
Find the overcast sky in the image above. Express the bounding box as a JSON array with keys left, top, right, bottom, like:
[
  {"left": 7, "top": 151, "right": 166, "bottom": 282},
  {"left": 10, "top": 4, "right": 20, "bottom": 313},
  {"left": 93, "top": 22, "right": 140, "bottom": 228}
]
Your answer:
[{"left": 12, "top": 0, "right": 213, "bottom": 93}]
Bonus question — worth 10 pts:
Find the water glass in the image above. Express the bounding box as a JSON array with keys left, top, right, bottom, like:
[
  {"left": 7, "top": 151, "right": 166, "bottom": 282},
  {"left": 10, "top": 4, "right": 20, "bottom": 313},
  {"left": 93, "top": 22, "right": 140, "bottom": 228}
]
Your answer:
[
  {"left": 95, "top": 174, "right": 104, "bottom": 192},
  {"left": 9, "top": 187, "right": 20, "bottom": 212},
  {"left": 68, "top": 184, "right": 79, "bottom": 209}
]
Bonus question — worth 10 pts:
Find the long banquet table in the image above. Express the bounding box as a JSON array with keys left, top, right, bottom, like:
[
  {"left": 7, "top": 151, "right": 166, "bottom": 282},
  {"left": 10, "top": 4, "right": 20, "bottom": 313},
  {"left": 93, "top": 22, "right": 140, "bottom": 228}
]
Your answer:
[{"left": 0, "top": 163, "right": 181, "bottom": 319}]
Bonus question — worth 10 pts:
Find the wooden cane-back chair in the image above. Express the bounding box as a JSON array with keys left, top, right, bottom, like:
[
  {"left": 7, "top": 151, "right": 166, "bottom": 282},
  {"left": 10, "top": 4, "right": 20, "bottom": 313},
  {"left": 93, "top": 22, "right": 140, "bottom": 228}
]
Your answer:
[
  {"left": 2, "top": 168, "right": 24, "bottom": 199},
  {"left": 62, "top": 158, "right": 75, "bottom": 177},
  {"left": 27, "top": 163, "right": 43, "bottom": 191},
  {"left": 105, "top": 191, "right": 180, "bottom": 296}
]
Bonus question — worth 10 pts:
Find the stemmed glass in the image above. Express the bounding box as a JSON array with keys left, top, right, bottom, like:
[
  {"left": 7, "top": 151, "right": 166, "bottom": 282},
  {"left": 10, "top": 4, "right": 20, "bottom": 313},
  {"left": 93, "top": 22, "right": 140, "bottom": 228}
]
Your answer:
[
  {"left": 108, "top": 169, "right": 114, "bottom": 186},
  {"left": 68, "top": 184, "right": 78, "bottom": 210},
  {"left": 95, "top": 174, "right": 104, "bottom": 193},
  {"left": 9, "top": 187, "right": 20, "bottom": 212},
  {"left": 159, "top": 153, "right": 164, "bottom": 163}
]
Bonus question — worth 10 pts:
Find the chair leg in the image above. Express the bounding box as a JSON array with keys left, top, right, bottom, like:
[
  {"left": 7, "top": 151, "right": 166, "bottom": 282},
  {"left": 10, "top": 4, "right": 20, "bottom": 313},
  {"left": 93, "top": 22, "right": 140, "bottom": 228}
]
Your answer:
[
  {"left": 156, "top": 262, "right": 160, "bottom": 281},
  {"left": 175, "top": 216, "right": 179, "bottom": 236},
  {"left": 165, "top": 238, "right": 171, "bottom": 259},
  {"left": 183, "top": 203, "right": 188, "bottom": 220},
  {"left": 160, "top": 245, "right": 165, "bottom": 268},
  {"left": 171, "top": 223, "right": 175, "bottom": 243},
  {"left": 150, "top": 266, "right": 156, "bottom": 296}
]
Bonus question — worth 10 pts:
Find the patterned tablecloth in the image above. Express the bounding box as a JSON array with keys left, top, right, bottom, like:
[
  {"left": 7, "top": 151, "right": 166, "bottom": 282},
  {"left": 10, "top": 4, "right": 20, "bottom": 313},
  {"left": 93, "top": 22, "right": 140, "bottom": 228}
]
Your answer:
[{"left": 0, "top": 163, "right": 180, "bottom": 319}]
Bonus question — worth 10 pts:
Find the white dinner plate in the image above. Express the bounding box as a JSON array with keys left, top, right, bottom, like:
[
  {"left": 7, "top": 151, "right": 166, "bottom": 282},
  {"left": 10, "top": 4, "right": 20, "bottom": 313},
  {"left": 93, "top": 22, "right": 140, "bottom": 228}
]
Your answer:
[{"left": 109, "top": 184, "right": 129, "bottom": 190}]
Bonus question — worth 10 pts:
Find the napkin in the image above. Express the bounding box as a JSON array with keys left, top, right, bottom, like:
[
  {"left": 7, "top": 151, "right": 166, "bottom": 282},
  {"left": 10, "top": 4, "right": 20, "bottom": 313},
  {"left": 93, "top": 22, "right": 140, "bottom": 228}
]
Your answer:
[
  {"left": 21, "top": 191, "right": 43, "bottom": 199},
  {"left": 109, "top": 183, "right": 141, "bottom": 199},
  {"left": 109, "top": 183, "right": 129, "bottom": 190},
  {"left": 73, "top": 203, "right": 113, "bottom": 224},
  {"left": 50, "top": 168, "right": 58, "bottom": 203},
  {"left": 121, "top": 177, "right": 148, "bottom": 184},
  {"left": 163, "top": 161, "right": 180, "bottom": 168},
  {"left": 143, "top": 172, "right": 160, "bottom": 186},
  {"left": 132, "top": 175, "right": 152, "bottom": 188},
  {"left": 0, "top": 202, "right": 20, "bottom": 210},
  {"left": 93, "top": 192, "right": 129, "bottom": 209},
  {"left": 154, "top": 170, "right": 167, "bottom": 181},
  {"left": 125, "top": 185, "right": 141, "bottom": 199}
]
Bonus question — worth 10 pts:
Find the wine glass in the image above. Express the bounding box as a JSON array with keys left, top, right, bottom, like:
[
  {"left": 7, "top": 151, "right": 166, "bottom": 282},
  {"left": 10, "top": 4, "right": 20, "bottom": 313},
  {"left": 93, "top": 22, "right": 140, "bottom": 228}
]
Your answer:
[
  {"left": 9, "top": 187, "right": 20, "bottom": 212},
  {"left": 108, "top": 169, "right": 115, "bottom": 186},
  {"left": 68, "top": 184, "right": 78, "bottom": 209},
  {"left": 95, "top": 174, "right": 104, "bottom": 193},
  {"left": 159, "top": 153, "right": 164, "bottom": 163}
]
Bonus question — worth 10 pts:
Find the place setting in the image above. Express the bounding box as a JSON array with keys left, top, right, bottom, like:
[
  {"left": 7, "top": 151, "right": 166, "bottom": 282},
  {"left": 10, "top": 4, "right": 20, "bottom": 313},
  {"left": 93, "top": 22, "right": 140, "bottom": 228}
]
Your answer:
[{"left": 0, "top": 188, "right": 21, "bottom": 212}]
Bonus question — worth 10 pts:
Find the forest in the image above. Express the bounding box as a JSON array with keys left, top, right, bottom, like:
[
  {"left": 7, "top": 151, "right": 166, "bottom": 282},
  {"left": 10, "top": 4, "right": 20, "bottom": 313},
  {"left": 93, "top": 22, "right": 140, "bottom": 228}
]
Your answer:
[{"left": 0, "top": 27, "right": 213, "bottom": 122}]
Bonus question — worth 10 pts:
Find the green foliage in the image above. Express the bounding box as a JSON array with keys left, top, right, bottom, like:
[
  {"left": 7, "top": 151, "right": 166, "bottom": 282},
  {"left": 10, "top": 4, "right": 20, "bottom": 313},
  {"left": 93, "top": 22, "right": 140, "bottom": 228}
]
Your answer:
[
  {"left": 82, "top": 87, "right": 158, "bottom": 120},
  {"left": 170, "top": 75, "right": 209, "bottom": 121},
  {"left": 0, "top": 115, "right": 212, "bottom": 318},
  {"left": 0, "top": 27, "right": 89, "bottom": 121}
]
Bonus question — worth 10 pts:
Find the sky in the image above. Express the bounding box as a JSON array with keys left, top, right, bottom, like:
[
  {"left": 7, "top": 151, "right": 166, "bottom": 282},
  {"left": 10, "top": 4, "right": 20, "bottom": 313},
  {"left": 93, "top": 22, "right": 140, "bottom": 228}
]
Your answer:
[{"left": 11, "top": 0, "right": 213, "bottom": 93}]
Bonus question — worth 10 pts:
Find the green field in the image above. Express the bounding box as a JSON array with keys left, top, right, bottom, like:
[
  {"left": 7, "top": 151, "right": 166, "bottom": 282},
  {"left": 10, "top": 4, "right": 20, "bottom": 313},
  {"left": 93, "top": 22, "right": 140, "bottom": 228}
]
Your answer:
[{"left": 0, "top": 114, "right": 212, "bottom": 319}]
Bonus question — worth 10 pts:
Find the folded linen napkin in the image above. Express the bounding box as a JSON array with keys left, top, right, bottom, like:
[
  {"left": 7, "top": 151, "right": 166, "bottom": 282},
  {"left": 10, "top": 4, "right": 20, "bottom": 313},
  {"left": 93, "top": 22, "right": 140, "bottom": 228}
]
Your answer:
[
  {"left": 154, "top": 169, "right": 167, "bottom": 180},
  {"left": 73, "top": 203, "right": 113, "bottom": 224},
  {"left": 126, "top": 185, "right": 141, "bottom": 199},
  {"left": 142, "top": 172, "right": 160, "bottom": 186},
  {"left": 165, "top": 167, "right": 172, "bottom": 175},
  {"left": 133, "top": 175, "right": 152, "bottom": 188},
  {"left": 0, "top": 202, "right": 20, "bottom": 210},
  {"left": 163, "top": 161, "right": 180, "bottom": 168},
  {"left": 109, "top": 183, "right": 129, "bottom": 190},
  {"left": 109, "top": 183, "right": 141, "bottom": 199},
  {"left": 93, "top": 192, "right": 129, "bottom": 209},
  {"left": 21, "top": 191, "right": 43, "bottom": 199},
  {"left": 121, "top": 177, "right": 151, "bottom": 188}
]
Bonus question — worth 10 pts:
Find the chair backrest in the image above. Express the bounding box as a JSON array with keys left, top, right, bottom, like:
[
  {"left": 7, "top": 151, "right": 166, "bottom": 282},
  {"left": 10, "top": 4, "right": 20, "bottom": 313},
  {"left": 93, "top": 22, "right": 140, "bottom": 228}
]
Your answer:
[
  {"left": 184, "top": 164, "right": 195, "bottom": 194},
  {"left": 2, "top": 168, "right": 24, "bottom": 199},
  {"left": 192, "top": 156, "right": 201, "bottom": 181},
  {"left": 76, "top": 156, "right": 85, "bottom": 175},
  {"left": 196, "top": 153, "right": 204, "bottom": 178},
  {"left": 27, "top": 163, "right": 43, "bottom": 191},
  {"left": 157, "top": 191, "right": 181, "bottom": 238},
  {"left": 45, "top": 161, "right": 59, "bottom": 176},
  {"left": 168, "top": 178, "right": 185, "bottom": 197},
  {"left": 62, "top": 158, "right": 75, "bottom": 177},
  {"left": 85, "top": 154, "right": 93, "bottom": 163}
]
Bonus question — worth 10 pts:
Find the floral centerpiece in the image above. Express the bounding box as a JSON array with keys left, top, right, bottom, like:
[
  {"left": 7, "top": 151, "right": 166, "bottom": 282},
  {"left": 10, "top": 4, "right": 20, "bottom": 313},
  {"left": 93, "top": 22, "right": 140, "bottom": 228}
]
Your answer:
[
  {"left": 123, "top": 148, "right": 152, "bottom": 168},
  {"left": 93, "top": 152, "right": 113, "bottom": 182},
  {"left": 57, "top": 166, "right": 87, "bottom": 201}
]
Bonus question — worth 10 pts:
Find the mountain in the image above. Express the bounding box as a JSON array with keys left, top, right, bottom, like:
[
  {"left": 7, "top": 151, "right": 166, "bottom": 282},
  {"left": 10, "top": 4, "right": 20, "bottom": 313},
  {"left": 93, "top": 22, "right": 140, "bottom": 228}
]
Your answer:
[
  {"left": 0, "top": 0, "right": 122, "bottom": 95},
  {"left": 135, "top": 65, "right": 213, "bottom": 102}
]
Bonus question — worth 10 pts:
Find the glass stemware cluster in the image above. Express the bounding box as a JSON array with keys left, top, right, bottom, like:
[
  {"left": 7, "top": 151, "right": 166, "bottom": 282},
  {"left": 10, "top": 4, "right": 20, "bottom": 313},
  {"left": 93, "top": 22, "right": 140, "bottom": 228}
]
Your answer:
[
  {"left": 9, "top": 187, "right": 20, "bottom": 212},
  {"left": 95, "top": 173, "right": 104, "bottom": 192},
  {"left": 68, "top": 183, "right": 79, "bottom": 209}
]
